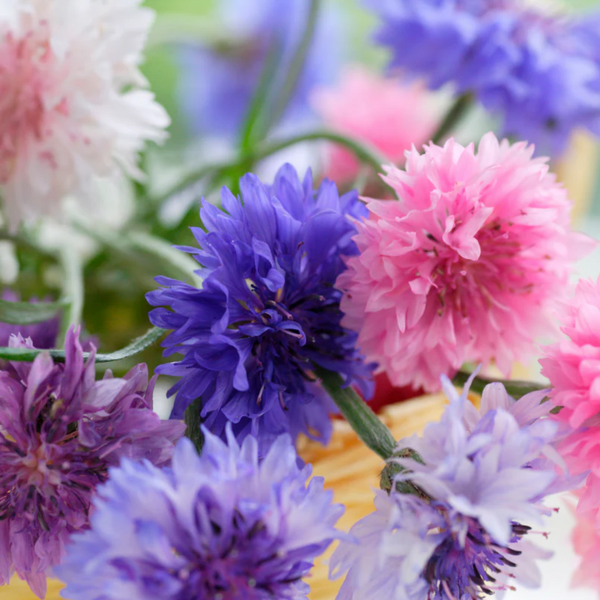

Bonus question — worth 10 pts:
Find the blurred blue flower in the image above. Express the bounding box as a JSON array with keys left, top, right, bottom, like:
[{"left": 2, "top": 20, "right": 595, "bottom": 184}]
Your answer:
[
  {"left": 147, "top": 164, "right": 373, "bottom": 455},
  {"left": 178, "top": 0, "right": 344, "bottom": 138},
  {"left": 330, "top": 375, "right": 580, "bottom": 599},
  {"left": 57, "top": 429, "right": 343, "bottom": 600},
  {"left": 368, "top": 0, "right": 600, "bottom": 153}
]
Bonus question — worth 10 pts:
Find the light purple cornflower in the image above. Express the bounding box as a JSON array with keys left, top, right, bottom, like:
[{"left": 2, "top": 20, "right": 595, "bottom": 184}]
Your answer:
[
  {"left": 0, "top": 328, "right": 185, "bottom": 598},
  {"left": 57, "top": 427, "right": 343, "bottom": 600},
  {"left": 331, "top": 374, "right": 581, "bottom": 600}
]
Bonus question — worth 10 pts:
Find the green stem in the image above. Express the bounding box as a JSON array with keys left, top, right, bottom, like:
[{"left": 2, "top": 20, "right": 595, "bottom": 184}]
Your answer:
[
  {"left": 151, "top": 130, "right": 386, "bottom": 209},
  {"left": 58, "top": 246, "right": 84, "bottom": 346},
  {"left": 0, "top": 326, "right": 165, "bottom": 363},
  {"left": 260, "top": 0, "right": 320, "bottom": 138},
  {"left": 316, "top": 367, "right": 396, "bottom": 460},
  {"left": 452, "top": 369, "right": 548, "bottom": 399},
  {"left": 431, "top": 93, "right": 474, "bottom": 145},
  {"left": 259, "top": 130, "right": 386, "bottom": 173},
  {"left": 184, "top": 398, "right": 205, "bottom": 455},
  {"left": 239, "top": 39, "right": 283, "bottom": 153}
]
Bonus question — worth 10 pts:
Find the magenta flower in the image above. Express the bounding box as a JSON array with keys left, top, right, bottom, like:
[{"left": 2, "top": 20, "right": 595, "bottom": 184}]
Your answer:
[
  {"left": 338, "top": 133, "right": 591, "bottom": 391},
  {"left": 0, "top": 328, "right": 185, "bottom": 598},
  {"left": 312, "top": 66, "right": 436, "bottom": 181}
]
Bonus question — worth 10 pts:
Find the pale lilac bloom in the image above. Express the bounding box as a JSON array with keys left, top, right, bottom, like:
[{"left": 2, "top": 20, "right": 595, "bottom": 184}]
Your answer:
[
  {"left": 331, "top": 375, "right": 578, "bottom": 599},
  {"left": 57, "top": 428, "right": 343, "bottom": 600}
]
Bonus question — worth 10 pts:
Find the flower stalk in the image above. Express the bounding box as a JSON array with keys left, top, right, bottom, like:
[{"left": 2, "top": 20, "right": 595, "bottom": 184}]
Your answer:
[
  {"left": 184, "top": 398, "right": 205, "bottom": 455},
  {"left": 431, "top": 92, "right": 474, "bottom": 145},
  {"left": 316, "top": 367, "right": 396, "bottom": 461}
]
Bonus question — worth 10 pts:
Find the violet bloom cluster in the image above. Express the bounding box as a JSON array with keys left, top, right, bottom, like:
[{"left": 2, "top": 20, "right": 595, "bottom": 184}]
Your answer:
[
  {"left": 0, "top": 328, "right": 185, "bottom": 598},
  {"left": 331, "top": 375, "right": 578, "bottom": 600},
  {"left": 147, "top": 164, "right": 373, "bottom": 454},
  {"left": 368, "top": 0, "right": 600, "bottom": 152},
  {"left": 57, "top": 428, "right": 343, "bottom": 600},
  {"left": 178, "top": 0, "right": 343, "bottom": 138}
]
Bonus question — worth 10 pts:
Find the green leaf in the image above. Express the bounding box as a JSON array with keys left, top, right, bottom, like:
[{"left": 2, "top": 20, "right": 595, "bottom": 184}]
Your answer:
[
  {"left": 452, "top": 369, "right": 548, "bottom": 399},
  {"left": 0, "top": 299, "right": 65, "bottom": 325},
  {"left": 0, "top": 326, "right": 166, "bottom": 363}
]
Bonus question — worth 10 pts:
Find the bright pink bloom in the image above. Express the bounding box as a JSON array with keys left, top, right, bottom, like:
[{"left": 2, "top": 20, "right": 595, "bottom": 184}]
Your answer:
[
  {"left": 311, "top": 66, "right": 436, "bottom": 181},
  {"left": 338, "top": 133, "right": 589, "bottom": 391}
]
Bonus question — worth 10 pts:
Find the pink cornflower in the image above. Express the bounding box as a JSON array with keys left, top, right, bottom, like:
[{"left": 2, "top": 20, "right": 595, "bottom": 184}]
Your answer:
[
  {"left": 0, "top": 0, "right": 169, "bottom": 230},
  {"left": 338, "top": 133, "right": 589, "bottom": 391},
  {"left": 311, "top": 66, "right": 436, "bottom": 182},
  {"left": 572, "top": 511, "right": 600, "bottom": 595},
  {"left": 540, "top": 277, "right": 600, "bottom": 528}
]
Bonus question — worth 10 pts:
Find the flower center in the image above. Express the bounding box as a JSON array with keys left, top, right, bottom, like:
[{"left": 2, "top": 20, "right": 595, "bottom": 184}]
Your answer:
[{"left": 424, "top": 511, "right": 530, "bottom": 600}]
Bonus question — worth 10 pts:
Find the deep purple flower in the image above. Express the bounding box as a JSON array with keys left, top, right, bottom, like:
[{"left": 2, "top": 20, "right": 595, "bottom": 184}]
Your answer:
[
  {"left": 0, "top": 328, "right": 185, "bottom": 598},
  {"left": 178, "top": 0, "right": 344, "bottom": 138},
  {"left": 368, "top": 0, "right": 600, "bottom": 153},
  {"left": 0, "top": 290, "right": 60, "bottom": 349},
  {"left": 330, "top": 375, "right": 580, "bottom": 599},
  {"left": 57, "top": 427, "right": 343, "bottom": 600},
  {"left": 147, "top": 164, "right": 373, "bottom": 454}
]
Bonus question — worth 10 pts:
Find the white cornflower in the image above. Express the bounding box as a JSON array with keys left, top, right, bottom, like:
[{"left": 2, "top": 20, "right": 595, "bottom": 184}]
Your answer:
[{"left": 0, "top": 0, "right": 169, "bottom": 229}]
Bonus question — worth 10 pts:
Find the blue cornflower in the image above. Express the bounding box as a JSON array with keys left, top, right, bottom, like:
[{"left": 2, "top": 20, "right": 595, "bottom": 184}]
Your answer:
[
  {"left": 368, "top": 0, "right": 600, "bottom": 153},
  {"left": 57, "top": 428, "right": 343, "bottom": 600},
  {"left": 330, "top": 375, "right": 582, "bottom": 599},
  {"left": 147, "top": 164, "right": 373, "bottom": 454},
  {"left": 178, "top": 0, "right": 344, "bottom": 138}
]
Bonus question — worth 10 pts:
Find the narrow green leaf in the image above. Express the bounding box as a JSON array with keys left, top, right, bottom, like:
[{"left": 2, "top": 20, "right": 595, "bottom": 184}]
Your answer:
[
  {"left": 0, "top": 299, "right": 65, "bottom": 325},
  {"left": 0, "top": 326, "right": 165, "bottom": 363},
  {"left": 452, "top": 369, "right": 548, "bottom": 399}
]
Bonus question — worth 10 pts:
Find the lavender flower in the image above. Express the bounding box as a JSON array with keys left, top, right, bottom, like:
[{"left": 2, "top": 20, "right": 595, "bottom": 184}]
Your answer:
[
  {"left": 368, "top": 0, "right": 600, "bottom": 152},
  {"left": 0, "top": 328, "right": 185, "bottom": 598},
  {"left": 0, "top": 290, "right": 60, "bottom": 349},
  {"left": 147, "top": 164, "right": 373, "bottom": 455},
  {"left": 331, "top": 375, "right": 579, "bottom": 599},
  {"left": 178, "top": 0, "right": 344, "bottom": 138},
  {"left": 57, "top": 427, "right": 343, "bottom": 600}
]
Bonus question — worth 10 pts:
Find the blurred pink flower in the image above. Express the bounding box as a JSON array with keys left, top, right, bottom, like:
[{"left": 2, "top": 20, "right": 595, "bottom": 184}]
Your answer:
[
  {"left": 338, "top": 133, "right": 590, "bottom": 391},
  {"left": 541, "top": 277, "right": 600, "bottom": 531},
  {"left": 572, "top": 510, "right": 600, "bottom": 594},
  {"left": 541, "top": 277, "right": 600, "bottom": 430},
  {"left": 311, "top": 66, "right": 436, "bottom": 181},
  {"left": 0, "top": 0, "right": 169, "bottom": 230}
]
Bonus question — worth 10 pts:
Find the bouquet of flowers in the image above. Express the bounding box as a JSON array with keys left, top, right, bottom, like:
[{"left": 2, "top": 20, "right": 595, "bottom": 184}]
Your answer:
[{"left": 2, "top": 1, "right": 600, "bottom": 599}]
